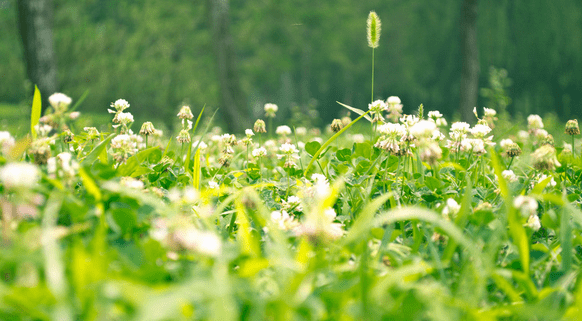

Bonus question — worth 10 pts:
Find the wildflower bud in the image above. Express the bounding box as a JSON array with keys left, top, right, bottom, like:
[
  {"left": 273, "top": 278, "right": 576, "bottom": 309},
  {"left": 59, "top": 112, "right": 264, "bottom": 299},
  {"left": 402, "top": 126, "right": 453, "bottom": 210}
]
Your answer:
[
  {"left": 254, "top": 119, "right": 266, "bottom": 133},
  {"left": 366, "top": 11, "right": 381, "bottom": 49},
  {"left": 63, "top": 129, "right": 74, "bottom": 143},
  {"left": 540, "top": 134, "right": 554, "bottom": 147},
  {"left": 264, "top": 103, "right": 278, "bottom": 118},
  {"left": 532, "top": 145, "right": 560, "bottom": 170},
  {"left": 504, "top": 143, "right": 522, "bottom": 158},
  {"left": 218, "top": 156, "right": 231, "bottom": 168},
  {"left": 331, "top": 119, "right": 343, "bottom": 133},
  {"left": 565, "top": 119, "right": 580, "bottom": 135},
  {"left": 341, "top": 116, "right": 351, "bottom": 127},
  {"left": 176, "top": 129, "right": 191, "bottom": 144},
  {"left": 177, "top": 105, "right": 194, "bottom": 120},
  {"left": 139, "top": 121, "right": 156, "bottom": 136},
  {"left": 245, "top": 129, "right": 254, "bottom": 138}
]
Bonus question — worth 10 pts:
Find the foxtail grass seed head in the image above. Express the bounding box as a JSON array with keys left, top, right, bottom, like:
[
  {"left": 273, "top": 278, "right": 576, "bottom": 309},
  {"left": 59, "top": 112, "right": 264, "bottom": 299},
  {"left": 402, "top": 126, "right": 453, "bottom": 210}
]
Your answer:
[
  {"left": 367, "top": 11, "right": 381, "bottom": 48},
  {"left": 565, "top": 119, "right": 580, "bottom": 135},
  {"left": 177, "top": 105, "right": 194, "bottom": 120},
  {"left": 254, "top": 119, "right": 266, "bottom": 133},
  {"left": 264, "top": 103, "right": 278, "bottom": 118},
  {"left": 331, "top": 119, "right": 344, "bottom": 133},
  {"left": 139, "top": 122, "right": 156, "bottom": 136}
]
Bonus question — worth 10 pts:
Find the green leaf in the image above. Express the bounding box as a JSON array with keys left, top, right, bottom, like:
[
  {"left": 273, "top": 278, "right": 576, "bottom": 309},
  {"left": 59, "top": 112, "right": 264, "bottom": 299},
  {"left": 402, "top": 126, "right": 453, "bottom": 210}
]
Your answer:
[
  {"left": 81, "top": 134, "right": 116, "bottom": 166},
  {"left": 193, "top": 148, "right": 201, "bottom": 190},
  {"left": 117, "top": 147, "right": 161, "bottom": 177},
  {"left": 336, "top": 148, "right": 352, "bottom": 162},
  {"left": 305, "top": 141, "right": 321, "bottom": 157},
  {"left": 30, "top": 85, "right": 41, "bottom": 139},
  {"left": 337, "top": 101, "right": 372, "bottom": 122}
]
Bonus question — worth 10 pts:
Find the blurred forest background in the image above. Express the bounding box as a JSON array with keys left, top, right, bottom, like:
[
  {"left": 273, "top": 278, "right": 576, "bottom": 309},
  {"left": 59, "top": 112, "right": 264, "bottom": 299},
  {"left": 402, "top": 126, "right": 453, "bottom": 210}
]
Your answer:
[{"left": 1, "top": 0, "right": 581, "bottom": 133}]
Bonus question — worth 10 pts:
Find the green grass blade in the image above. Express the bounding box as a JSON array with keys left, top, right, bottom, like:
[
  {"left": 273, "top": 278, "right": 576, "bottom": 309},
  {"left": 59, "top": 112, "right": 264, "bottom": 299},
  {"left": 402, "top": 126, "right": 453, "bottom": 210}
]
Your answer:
[{"left": 31, "top": 85, "right": 42, "bottom": 139}]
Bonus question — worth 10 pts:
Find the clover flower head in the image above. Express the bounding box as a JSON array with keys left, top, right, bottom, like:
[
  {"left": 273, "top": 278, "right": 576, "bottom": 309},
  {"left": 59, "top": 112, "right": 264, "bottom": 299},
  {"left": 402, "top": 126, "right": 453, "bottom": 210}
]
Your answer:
[{"left": 48, "top": 93, "right": 72, "bottom": 112}]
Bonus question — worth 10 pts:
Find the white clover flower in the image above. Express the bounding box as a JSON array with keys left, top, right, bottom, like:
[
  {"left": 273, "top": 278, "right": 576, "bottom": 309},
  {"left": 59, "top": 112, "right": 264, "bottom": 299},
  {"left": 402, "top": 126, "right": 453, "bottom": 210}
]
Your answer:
[
  {"left": 271, "top": 210, "right": 298, "bottom": 230},
  {"left": 442, "top": 198, "right": 460, "bottom": 219},
  {"left": 500, "top": 139, "right": 514, "bottom": 150},
  {"left": 0, "top": 163, "right": 40, "bottom": 190},
  {"left": 369, "top": 100, "right": 388, "bottom": 122},
  {"left": 208, "top": 180, "right": 219, "bottom": 189},
  {"left": 351, "top": 134, "right": 365, "bottom": 143},
  {"left": 537, "top": 174, "right": 556, "bottom": 187},
  {"left": 177, "top": 105, "right": 194, "bottom": 120},
  {"left": 377, "top": 123, "right": 406, "bottom": 136},
  {"left": 514, "top": 196, "right": 538, "bottom": 217},
  {"left": 295, "top": 127, "right": 307, "bottom": 136},
  {"left": 387, "top": 96, "right": 401, "bottom": 105},
  {"left": 110, "top": 99, "right": 130, "bottom": 113},
  {"left": 527, "top": 115, "right": 544, "bottom": 130},
  {"left": 182, "top": 187, "right": 200, "bottom": 203},
  {"left": 483, "top": 107, "right": 497, "bottom": 117},
  {"left": 252, "top": 147, "right": 267, "bottom": 158},
  {"left": 69, "top": 111, "right": 80, "bottom": 120},
  {"left": 278, "top": 143, "right": 299, "bottom": 156},
  {"left": 501, "top": 170, "right": 518, "bottom": 182},
  {"left": 0, "top": 131, "right": 15, "bottom": 155},
  {"left": 173, "top": 228, "right": 221, "bottom": 256},
  {"left": 264, "top": 103, "right": 278, "bottom": 117},
  {"left": 526, "top": 214, "right": 541, "bottom": 231},
  {"left": 410, "top": 120, "right": 437, "bottom": 139},
  {"left": 120, "top": 177, "right": 145, "bottom": 189},
  {"left": 196, "top": 141, "right": 208, "bottom": 151},
  {"left": 470, "top": 124, "right": 492, "bottom": 138},
  {"left": 245, "top": 129, "right": 254, "bottom": 138},
  {"left": 428, "top": 111, "right": 443, "bottom": 119},
  {"left": 116, "top": 112, "right": 134, "bottom": 125},
  {"left": 283, "top": 195, "right": 303, "bottom": 212},
  {"left": 451, "top": 122, "right": 470, "bottom": 134},
  {"left": 276, "top": 125, "right": 292, "bottom": 136},
  {"left": 400, "top": 114, "right": 419, "bottom": 126},
  {"left": 48, "top": 93, "right": 72, "bottom": 111},
  {"left": 294, "top": 206, "right": 344, "bottom": 241},
  {"left": 34, "top": 124, "right": 52, "bottom": 137}
]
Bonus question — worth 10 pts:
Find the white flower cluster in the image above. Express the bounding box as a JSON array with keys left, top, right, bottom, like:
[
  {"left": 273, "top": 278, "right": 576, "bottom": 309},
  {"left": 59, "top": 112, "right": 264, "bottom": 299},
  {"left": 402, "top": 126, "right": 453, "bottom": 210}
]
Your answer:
[
  {"left": 264, "top": 103, "right": 278, "bottom": 118},
  {"left": 442, "top": 198, "right": 460, "bottom": 219},
  {"left": 0, "top": 131, "right": 15, "bottom": 155},
  {"left": 276, "top": 125, "right": 292, "bottom": 136},
  {"left": 110, "top": 134, "right": 139, "bottom": 164},
  {"left": 295, "top": 207, "right": 344, "bottom": 241},
  {"left": 0, "top": 163, "right": 40, "bottom": 190},
  {"left": 48, "top": 93, "right": 72, "bottom": 112},
  {"left": 47, "top": 152, "right": 79, "bottom": 180}
]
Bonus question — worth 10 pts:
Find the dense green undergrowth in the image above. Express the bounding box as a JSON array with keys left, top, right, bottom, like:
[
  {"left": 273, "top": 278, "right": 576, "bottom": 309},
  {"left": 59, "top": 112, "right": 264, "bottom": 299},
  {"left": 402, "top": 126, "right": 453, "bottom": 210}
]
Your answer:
[{"left": 2, "top": 12, "right": 582, "bottom": 321}]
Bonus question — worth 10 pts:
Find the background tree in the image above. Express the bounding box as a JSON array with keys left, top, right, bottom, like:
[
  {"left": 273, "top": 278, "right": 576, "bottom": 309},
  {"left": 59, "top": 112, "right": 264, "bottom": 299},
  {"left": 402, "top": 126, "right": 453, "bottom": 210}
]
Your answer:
[
  {"left": 459, "top": 0, "right": 479, "bottom": 122},
  {"left": 207, "top": 0, "right": 249, "bottom": 133},
  {"left": 17, "top": 0, "right": 58, "bottom": 110}
]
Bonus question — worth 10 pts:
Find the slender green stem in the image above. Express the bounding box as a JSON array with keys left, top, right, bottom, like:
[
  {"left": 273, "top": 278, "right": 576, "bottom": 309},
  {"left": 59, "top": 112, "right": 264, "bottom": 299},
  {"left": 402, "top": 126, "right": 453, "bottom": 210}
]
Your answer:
[
  {"left": 572, "top": 135, "right": 576, "bottom": 157},
  {"left": 507, "top": 156, "right": 515, "bottom": 170},
  {"left": 371, "top": 48, "right": 375, "bottom": 104}
]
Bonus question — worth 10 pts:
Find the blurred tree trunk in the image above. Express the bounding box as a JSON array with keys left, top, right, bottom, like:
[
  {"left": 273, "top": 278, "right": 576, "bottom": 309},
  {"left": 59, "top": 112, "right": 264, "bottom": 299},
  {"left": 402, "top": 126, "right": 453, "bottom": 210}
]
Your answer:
[
  {"left": 207, "top": 0, "right": 248, "bottom": 133},
  {"left": 459, "top": 0, "right": 479, "bottom": 122},
  {"left": 17, "top": 0, "right": 58, "bottom": 110}
]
